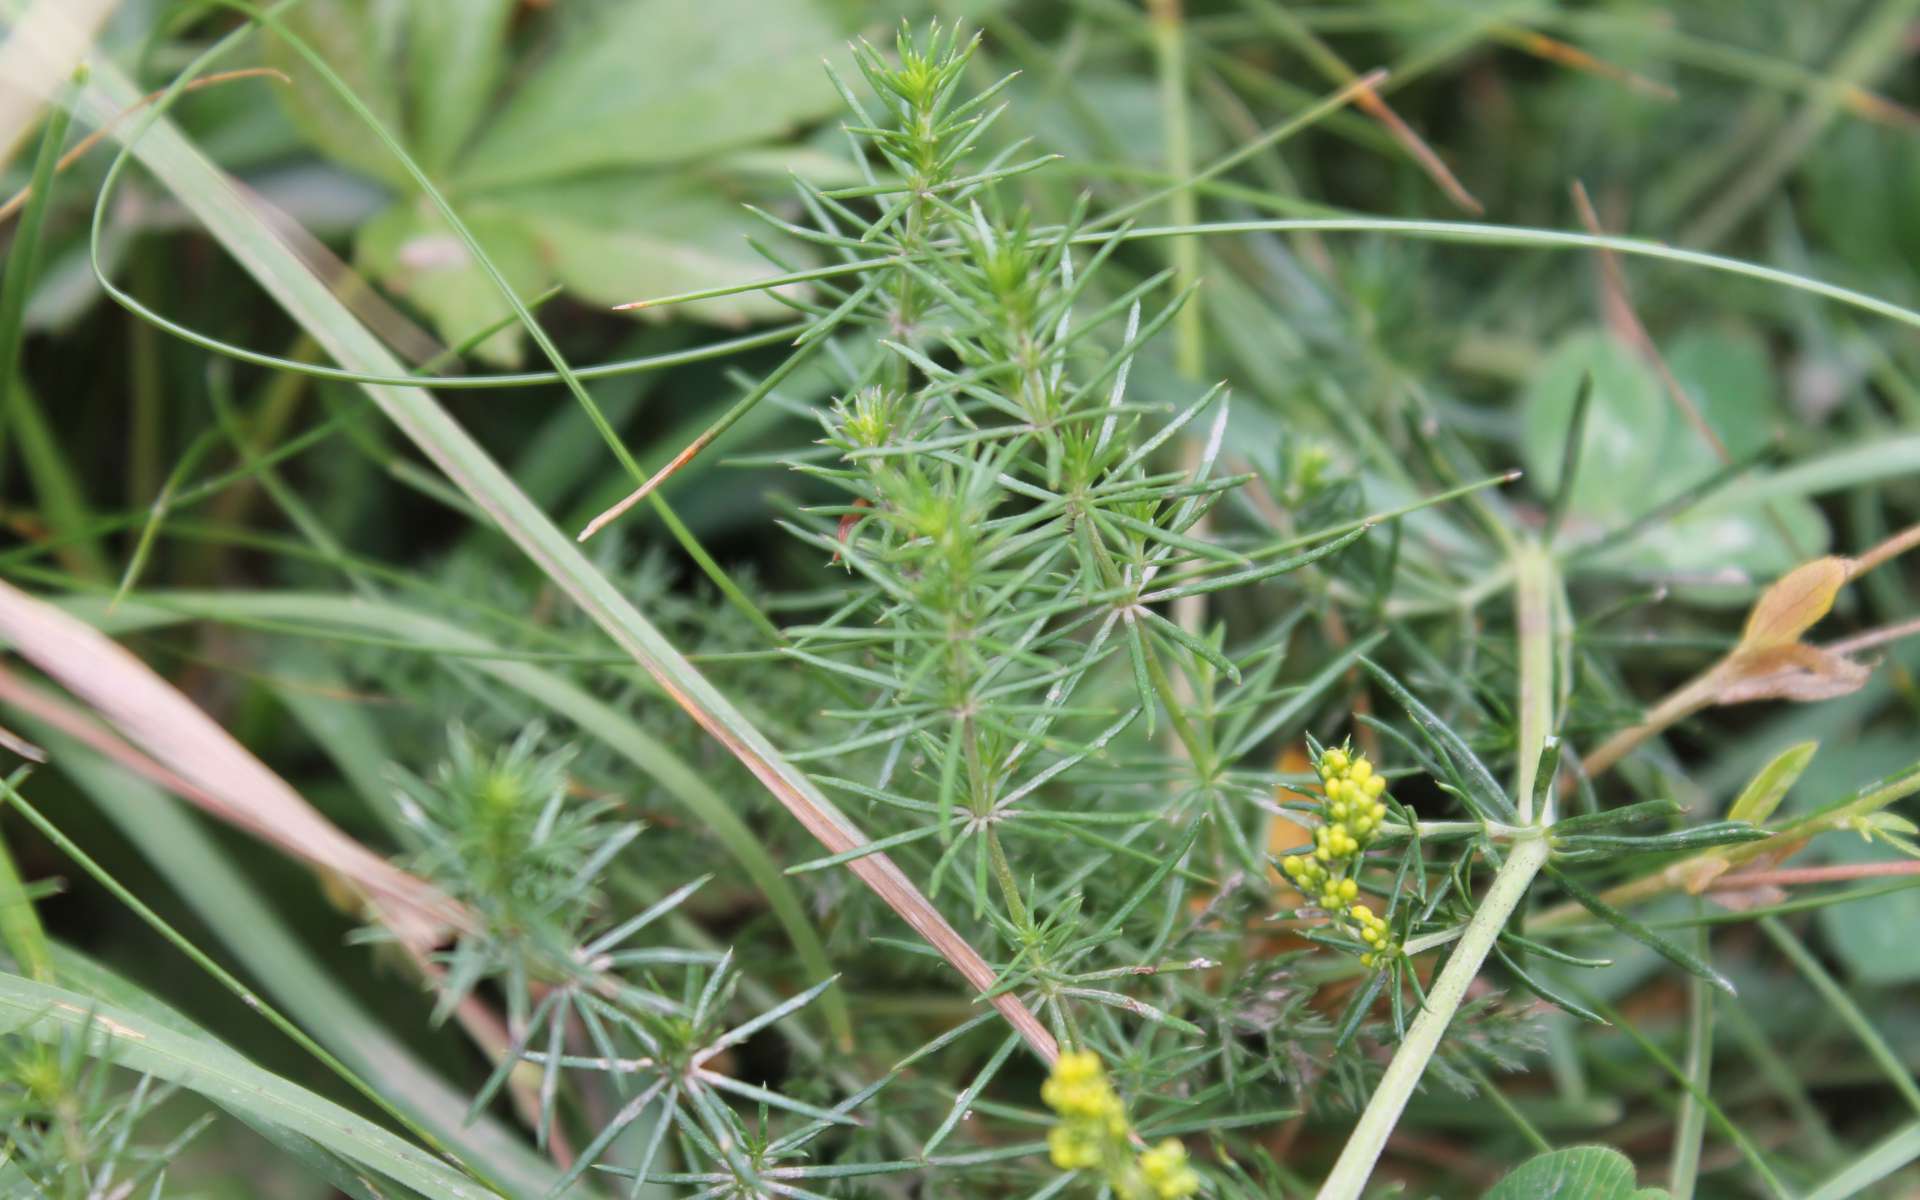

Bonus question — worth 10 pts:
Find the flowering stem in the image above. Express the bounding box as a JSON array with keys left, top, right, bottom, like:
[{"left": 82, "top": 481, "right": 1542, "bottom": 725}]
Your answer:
[
  {"left": 1320, "top": 549, "right": 1562, "bottom": 1197},
  {"left": 1313, "top": 831, "right": 1552, "bottom": 1200}
]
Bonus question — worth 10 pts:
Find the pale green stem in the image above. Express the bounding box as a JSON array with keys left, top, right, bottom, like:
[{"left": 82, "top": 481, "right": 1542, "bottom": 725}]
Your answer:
[
  {"left": 1381, "top": 819, "right": 1530, "bottom": 841},
  {"left": 1318, "top": 530, "right": 1561, "bottom": 1199},
  {"left": 985, "top": 826, "right": 1030, "bottom": 930},
  {"left": 1148, "top": 0, "right": 1203, "bottom": 383},
  {"left": 1512, "top": 539, "right": 1555, "bottom": 823},
  {"left": 1313, "top": 832, "right": 1551, "bottom": 1200},
  {"left": 1399, "top": 925, "right": 1464, "bottom": 957},
  {"left": 1669, "top": 923, "right": 1714, "bottom": 1200},
  {"left": 1147, "top": 0, "right": 1213, "bottom": 723}
]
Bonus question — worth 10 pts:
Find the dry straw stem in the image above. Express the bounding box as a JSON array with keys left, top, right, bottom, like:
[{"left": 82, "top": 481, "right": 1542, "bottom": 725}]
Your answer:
[
  {"left": 0, "top": 580, "right": 469, "bottom": 949},
  {"left": 1238, "top": 0, "right": 1482, "bottom": 213},
  {"left": 0, "top": 68, "right": 290, "bottom": 225},
  {"left": 1490, "top": 24, "right": 1678, "bottom": 99},
  {"left": 67, "top": 55, "right": 1057, "bottom": 1062},
  {"left": 0, "top": 0, "right": 112, "bottom": 165},
  {"left": 1584, "top": 522, "right": 1920, "bottom": 777}
]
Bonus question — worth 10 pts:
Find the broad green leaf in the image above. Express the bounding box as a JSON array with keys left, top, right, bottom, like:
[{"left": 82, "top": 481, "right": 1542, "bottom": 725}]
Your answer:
[
  {"left": 455, "top": 0, "right": 848, "bottom": 190},
  {"left": 1521, "top": 330, "right": 1669, "bottom": 518},
  {"left": 1819, "top": 830, "right": 1920, "bottom": 985},
  {"left": 264, "top": 0, "right": 412, "bottom": 189},
  {"left": 1484, "top": 1145, "right": 1669, "bottom": 1200},
  {"left": 1804, "top": 748, "right": 1920, "bottom": 983},
  {"left": 1728, "top": 741, "right": 1818, "bottom": 825},
  {"left": 359, "top": 196, "right": 549, "bottom": 365},
  {"left": 499, "top": 173, "right": 805, "bottom": 326},
  {"left": 1525, "top": 328, "right": 1828, "bottom": 582},
  {"left": 360, "top": 176, "right": 805, "bottom": 362},
  {"left": 1623, "top": 499, "right": 1829, "bottom": 594},
  {"left": 1716, "top": 434, "right": 1920, "bottom": 508},
  {"left": 406, "top": 0, "right": 517, "bottom": 172},
  {"left": 0, "top": 973, "right": 497, "bottom": 1200},
  {"left": 1661, "top": 327, "right": 1777, "bottom": 466}
]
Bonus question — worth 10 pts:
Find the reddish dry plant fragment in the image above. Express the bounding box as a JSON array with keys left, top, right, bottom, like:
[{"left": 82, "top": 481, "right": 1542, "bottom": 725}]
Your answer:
[{"left": 832, "top": 498, "right": 872, "bottom": 565}]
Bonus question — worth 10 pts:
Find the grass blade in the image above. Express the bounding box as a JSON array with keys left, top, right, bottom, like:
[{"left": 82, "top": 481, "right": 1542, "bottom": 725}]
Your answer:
[
  {"left": 0, "top": 972, "right": 499, "bottom": 1200},
  {"left": 1545, "top": 866, "right": 1734, "bottom": 995}
]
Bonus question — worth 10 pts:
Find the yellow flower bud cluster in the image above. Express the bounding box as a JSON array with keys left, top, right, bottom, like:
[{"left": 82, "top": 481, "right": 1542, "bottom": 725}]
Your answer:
[
  {"left": 1043, "top": 1050, "right": 1127, "bottom": 1169},
  {"left": 1042, "top": 1051, "right": 1200, "bottom": 1198},
  {"left": 1137, "top": 1137, "right": 1201, "bottom": 1198},
  {"left": 1278, "top": 745, "right": 1398, "bottom": 969},
  {"left": 1350, "top": 901, "right": 1392, "bottom": 968},
  {"left": 1316, "top": 747, "right": 1389, "bottom": 847}
]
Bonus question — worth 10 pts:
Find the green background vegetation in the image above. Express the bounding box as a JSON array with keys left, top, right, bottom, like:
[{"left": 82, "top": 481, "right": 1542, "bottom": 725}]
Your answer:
[{"left": 0, "top": 1, "right": 1916, "bottom": 1197}]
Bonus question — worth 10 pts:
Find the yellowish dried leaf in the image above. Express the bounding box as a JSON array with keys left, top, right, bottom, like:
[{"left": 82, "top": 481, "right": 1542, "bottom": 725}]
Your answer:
[{"left": 1739, "top": 556, "right": 1852, "bottom": 651}]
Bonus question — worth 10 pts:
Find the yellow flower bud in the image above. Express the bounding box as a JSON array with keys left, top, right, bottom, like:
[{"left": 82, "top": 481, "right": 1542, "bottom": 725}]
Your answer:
[
  {"left": 1139, "top": 1138, "right": 1200, "bottom": 1198},
  {"left": 1048, "top": 1125, "right": 1100, "bottom": 1170},
  {"left": 1055, "top": 1050, "right": 1100, "bottom": 1086}
]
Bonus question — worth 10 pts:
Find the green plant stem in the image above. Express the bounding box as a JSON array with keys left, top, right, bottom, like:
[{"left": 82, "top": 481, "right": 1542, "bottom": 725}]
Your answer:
[
  {"left": 1147, "top": 0, "right": 1203, "bottom": 383},
  {"left": 128, "top": 246, "right": 167, "bottom": 509},
  {"left": 0, "top": 769, "right": 52, "bottom": 983},
  {"left": 76, "top": 23, "right": 1060, "bottom": 1060},
  {"left": 1532, "top": 766, "right": 1920, "bottom": 927},
  {"left": 1669, "top": 923, "right": 1714, "bottom": 1200},
  {"left": 0, "top": 82, "right": 72, "bottom": 495},
  {"left": 1319, "top": 521, "right": 1564, "bottom": 1200},
  {"left": 1314, "top": 832, "right": 1551, "bottom": 1200},
  {"left": 1460, "top": 1061, "right": 1551, "bottom": 1154},
  {"left": 1759, "top": 916, "right": 1920, "bottom": 1116},
  {"left": 619, "top": 218, "right": 1920, "bottom": 333},
  {"left": 1511, "top": 539, "right": 1555, "bottom": 822},
  {"left": 985, "top": 826, "right": 1029, "bottom": 929}
]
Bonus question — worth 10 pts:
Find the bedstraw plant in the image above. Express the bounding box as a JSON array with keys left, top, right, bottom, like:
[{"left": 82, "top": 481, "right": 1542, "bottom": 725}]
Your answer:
[{"left": 1, "top": 5, "right": 1918, "bottom": 1200}]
